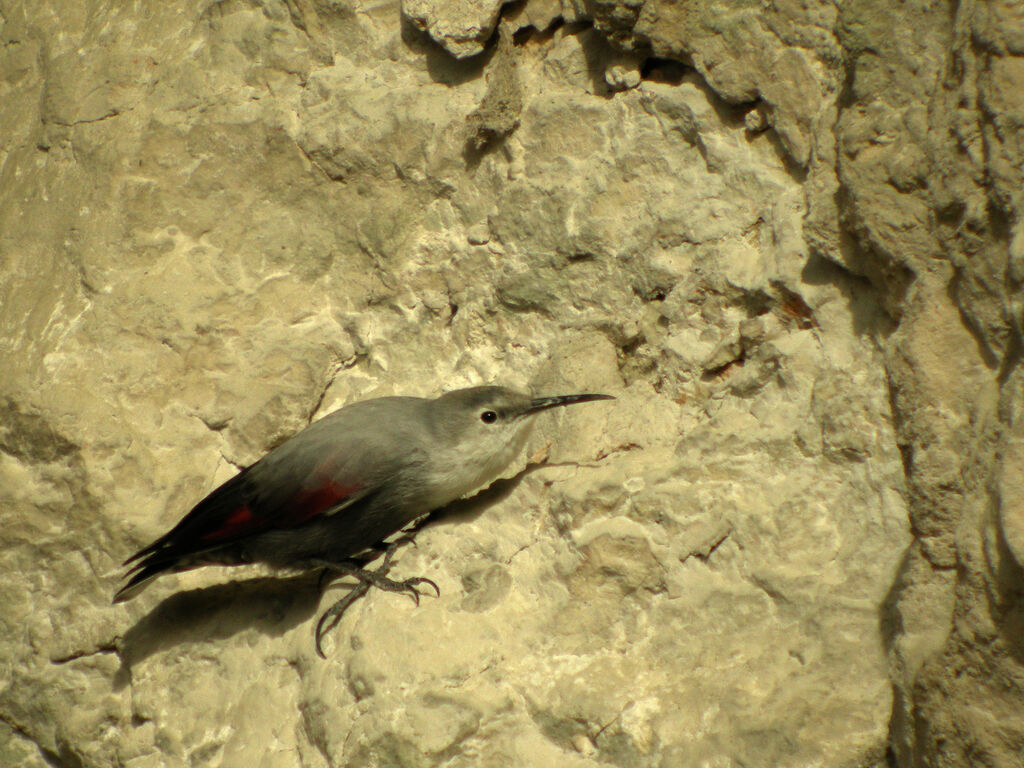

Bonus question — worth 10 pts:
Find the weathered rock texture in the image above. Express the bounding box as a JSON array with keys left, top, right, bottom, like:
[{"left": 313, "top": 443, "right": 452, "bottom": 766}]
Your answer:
[{"left": 0, "top": 0, "right": 1020, "bottom": 766}]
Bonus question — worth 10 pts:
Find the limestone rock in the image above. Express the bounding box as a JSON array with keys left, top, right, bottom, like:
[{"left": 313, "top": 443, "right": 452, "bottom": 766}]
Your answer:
[
  {"left": 1, "top": 0, "right": 1022, "bottom": 766},
  {"left": 403, "top": 0, "right": 504, "bottom": 58}
]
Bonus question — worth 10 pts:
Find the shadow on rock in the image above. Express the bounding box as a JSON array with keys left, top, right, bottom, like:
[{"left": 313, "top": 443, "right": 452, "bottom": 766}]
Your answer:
[
  {"left": 995, "top": 522, "right": 1024, "bottom": 666},
  {"left": 116, "top": 571, "right": 324, "bottom": 681}
]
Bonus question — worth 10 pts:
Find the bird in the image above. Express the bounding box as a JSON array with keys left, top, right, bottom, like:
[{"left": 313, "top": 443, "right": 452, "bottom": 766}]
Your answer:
[{"left": 114, "top": 385, "right": 614, "bottom": 655}]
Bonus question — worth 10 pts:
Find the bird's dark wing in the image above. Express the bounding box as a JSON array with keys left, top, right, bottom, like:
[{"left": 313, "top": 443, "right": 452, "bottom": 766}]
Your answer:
[
  {"left": 113, "top": 452, "right": 373, "bottom": 602},
  {"left": 113, "top": 398, "right": 432, "bottom": 603}
]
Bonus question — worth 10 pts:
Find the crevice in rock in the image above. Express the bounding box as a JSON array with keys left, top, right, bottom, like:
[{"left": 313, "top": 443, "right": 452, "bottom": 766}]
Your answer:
[
  {"left": 0, "top": 715, "right": 71, "bottom": 768},
  {"left": 511, "top": 16, "right": 567, "bottom": 46},
  {"left": 747, "top": 574, "right": 791, "bottom": 605},
  {"left": 761, "top": 120, "right": 809, "bottom": 183},
  {"left": 199, "top": 0, "right": 261, "bottom": 24},
  {"left": 464, "top": 23, "right": 522, "bottom": 162},
  {"left": 995, "top": 323, "right": 1021, "bottom": 387},
  {"left": 220, "top": 452, "right": 247, "bottom": 472},
  {"left": 293, "top": 139, "right": 335, "bottom": 182},
  {"left": 766, "top": 281, "right": 817, "bottom": 331},
  {"left": 832, "top": 182, "right": 916, "bottom": 320},
  {"left": 196, "top": 413, "right": 231, "bottom": 432},
  {"left": 631, "top": 284, "right": 668, "bottom": 304},
  {"left": 947, "top": 266, "right": 1000, "bottom": 371},
  {"left": 49, "top": 107, "right": 128, "bottom": 128},
  {"left": 992, "top": 519, "right": 1024, "bottom": 665},
  {"left": 640, "top": 57, "right": 688, "bottom": 86},
  {"left": 567, "top": 251, "right": 597, "bottom": 263},
  {"left": 700, "top": 354, "right": 746, "bottom": 382},
  {"left": 830, "top": 48, "right": 914, "bottom": 322},
  {"left": 306, "top": 359, "right": 344, "bottom": 423},
  {"left": 680, "top": 523, "right": 732, "bottom": 564},
  {"left": 50, "top": 643, "right": 119, "bottom": 665},
  {"left": 593, "top": 709, "right": 621, "bottom": 740},
  {"left": 616, "top": 336, "right": 660, "bottom": 390}
]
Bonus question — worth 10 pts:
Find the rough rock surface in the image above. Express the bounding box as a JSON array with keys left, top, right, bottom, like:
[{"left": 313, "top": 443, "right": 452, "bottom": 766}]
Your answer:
[
  {"left": 402, "top": 0, "right": 505, "bottom": 59},
  {"left": 0, "top": 0, "right": 1020, "bottom": 766}
]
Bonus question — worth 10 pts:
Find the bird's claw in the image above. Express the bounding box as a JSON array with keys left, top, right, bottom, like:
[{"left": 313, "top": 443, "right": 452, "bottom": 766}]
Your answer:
[
  {"left": 364, "top": 572, "right": 440, "bottom": 605},
  {"left": 311, "top": 552, "right": 440, "bottom": 658},
  {"left": 398, "top": 576, "right": 440, "bottom": 606},
  {"left": 410, "top": 576, "right": 440, "bottom": 598}
]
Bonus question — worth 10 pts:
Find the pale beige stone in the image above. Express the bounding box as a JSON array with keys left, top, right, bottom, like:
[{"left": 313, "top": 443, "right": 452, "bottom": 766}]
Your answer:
[
  {"left": 402, "top": 0, "right": 504, "bottom": 58},
  {"left": 1, "top": 0, "right": 1022, "bottom": 766}
]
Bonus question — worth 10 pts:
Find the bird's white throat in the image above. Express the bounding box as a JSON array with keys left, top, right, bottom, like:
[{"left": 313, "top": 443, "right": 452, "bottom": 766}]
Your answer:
[{"left": 422, "top": 419, "right": 535, "bottom": 509}]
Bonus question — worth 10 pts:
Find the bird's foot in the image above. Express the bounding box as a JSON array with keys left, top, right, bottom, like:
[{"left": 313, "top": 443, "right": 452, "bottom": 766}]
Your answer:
[{"left": 312, "top": 541, "right": 440, "bottom": 658}]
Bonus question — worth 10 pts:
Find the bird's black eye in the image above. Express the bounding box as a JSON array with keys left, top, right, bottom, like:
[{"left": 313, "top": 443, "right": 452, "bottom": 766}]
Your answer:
[{"left": 480, "top": 410, "right": 498, "bottom": 424}]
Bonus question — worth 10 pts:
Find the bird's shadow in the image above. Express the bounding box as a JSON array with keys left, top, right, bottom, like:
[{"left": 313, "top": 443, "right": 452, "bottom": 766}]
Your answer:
[
  {"left": 114, "top": 462, "right": 544, "bottom": 680},
  {"left": 115, "top": 572, "right": 323, "bottom": 685}
]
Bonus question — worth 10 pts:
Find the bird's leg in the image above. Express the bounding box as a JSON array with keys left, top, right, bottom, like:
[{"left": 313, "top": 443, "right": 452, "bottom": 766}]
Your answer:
[
  {"left": 323, "top": 541, "right": 440, "bottom": 602},
  {"left": 314, "top": 549, "right": 382, "bottom": 593},
  {"left": 311, "top": 538, "right": 440, "bottom": 658},
  {"left": 313, "top": 579, "right": 372, "bottom": 658},
  {"left": 313, "top": 514, "right": 436, "bottom": 621}
]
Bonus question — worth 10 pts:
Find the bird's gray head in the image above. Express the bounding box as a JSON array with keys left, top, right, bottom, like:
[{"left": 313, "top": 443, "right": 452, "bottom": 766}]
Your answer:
[
  {"left": 431, "top": 385, "right": 614, "bottom": 442},
  {"left": 423, "top": 386, "right": 614, "bottom": 505}
]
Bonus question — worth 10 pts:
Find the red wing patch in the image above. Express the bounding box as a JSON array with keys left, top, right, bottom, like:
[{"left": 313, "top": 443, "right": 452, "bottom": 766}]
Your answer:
[
  {"left": 197, "top": 482, "right": 362, "bottom": 544},
  {"left": 291, "top": 481, "right": 362, "bottom": 523},
  {"left": 201, "top": 505, "right": 255, "bottom": 542}
]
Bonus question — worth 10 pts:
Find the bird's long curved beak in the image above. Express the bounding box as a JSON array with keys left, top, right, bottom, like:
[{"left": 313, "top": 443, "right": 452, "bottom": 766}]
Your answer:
[{"left": 524, "top": 393, "right": 616, "bottom": 416}]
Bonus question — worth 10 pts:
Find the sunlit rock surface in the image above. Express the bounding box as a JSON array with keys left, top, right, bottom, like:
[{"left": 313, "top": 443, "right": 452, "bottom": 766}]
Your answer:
[{"left": 1, "top": 0, "right": 1021, "bottom": 766}]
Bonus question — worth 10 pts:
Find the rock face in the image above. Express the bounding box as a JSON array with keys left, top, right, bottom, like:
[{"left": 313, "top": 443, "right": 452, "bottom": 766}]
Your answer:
[{"left": 0, "top": 0, "right": 1020, "bottom": 766}]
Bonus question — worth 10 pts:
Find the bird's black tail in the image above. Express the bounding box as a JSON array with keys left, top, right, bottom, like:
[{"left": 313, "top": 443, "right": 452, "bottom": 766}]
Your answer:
[
  {"left": 113, "top": 540, "right": 187, "bottom": 602},
  {"left": 114, "top": 525, "right": 232, "bottom": 601},
  {"left": 112, "top": 563, "right": 165, "bottom": 603},
  {"left": 112, "top": 526, "right": 182, "bottom": 602}
]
